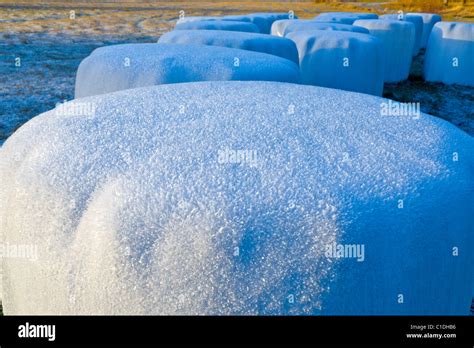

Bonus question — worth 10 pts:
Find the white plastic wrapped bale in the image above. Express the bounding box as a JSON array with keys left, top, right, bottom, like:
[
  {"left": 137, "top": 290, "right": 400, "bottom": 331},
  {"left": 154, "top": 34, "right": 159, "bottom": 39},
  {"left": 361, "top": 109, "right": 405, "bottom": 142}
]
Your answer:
[
  {"left": 283, "top": 21, "right": 369, "bottom": 37},
  {"left": 158, "top": 30, "right": 299, "bottom": 64},
  {"left": 423, "top": 22, "right": 474, "bottom": 87},
  {"left": 271, "top": 19, "right": 310, "bottom": 37},
  {"left": 1, "top": 81, "right": 472, "bottom": 315},
  {"left": 380, "top": 14, "right": 423, "bottom": 56},
  {"left": 222, "top": 13, "right": 296, "bottom": 34},
  {"left": 174, "top": 20, "right": 259, "bottom": 33},
  {"left": 176, "top": 16, "right": 219, "bottom": 25},
  {"left": 175, "top": 14, "right": 296, "bottom": 33},
  {"left": 314, "top": 12, "right": 378, "bottom": 25},
  {"left": 74, "top": 43, "right": 300, "bottom": 98},
  {"left": 407, "top": 13, "right": 442, "bottom": 48},
  {"left": 286, "top": 30, "right": 384, "bottom": 96},
  {"left": 354, "top": 19, "right": 415, "bottom": 83}
]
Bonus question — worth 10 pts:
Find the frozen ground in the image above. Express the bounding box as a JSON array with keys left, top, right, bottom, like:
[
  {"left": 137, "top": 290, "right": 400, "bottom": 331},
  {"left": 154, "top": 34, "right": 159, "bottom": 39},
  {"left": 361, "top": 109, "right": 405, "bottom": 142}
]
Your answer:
[
  {"left": 383, "top": 50, "right": 474, "bottom": 135},
  {"left": 0, "top": 33, "right": 156, "bottom": 145}
]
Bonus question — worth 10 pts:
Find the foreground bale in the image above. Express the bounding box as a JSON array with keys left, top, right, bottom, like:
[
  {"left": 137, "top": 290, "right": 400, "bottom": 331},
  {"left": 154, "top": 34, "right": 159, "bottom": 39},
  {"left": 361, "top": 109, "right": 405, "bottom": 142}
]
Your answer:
[
  {"left": 423, "top": 22, "right": 474, "bottom": 87},
  {"left": 2, "top": 81, "right": 472, "bottom": 315},
  {"left": 74, "top": 43, "right": 300, "bottom": 98}
]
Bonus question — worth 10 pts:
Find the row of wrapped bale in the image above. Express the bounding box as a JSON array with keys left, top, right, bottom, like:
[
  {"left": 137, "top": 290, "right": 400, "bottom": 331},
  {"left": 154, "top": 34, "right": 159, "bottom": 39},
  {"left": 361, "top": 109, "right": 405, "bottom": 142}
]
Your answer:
[
  {"left": 74, "top": 11, "right": 472, "bottom": 99},
  {"left": 76, "top": 12, "right": 387, "bottom": 98},
  {"left": 271, "top": 12, "right": 472, "bottom": 90},
  {"left": 76, "top": 13, "right": 302, "bottom": 98},
  {"left": 172, "top": 11, "right": 472, "bottom": 90},
  {"left": 270, "top": 14, "right": 410, "bottom": 94},
  {"left": 135, "top": 10, "right": 472, "bottom": 91}
]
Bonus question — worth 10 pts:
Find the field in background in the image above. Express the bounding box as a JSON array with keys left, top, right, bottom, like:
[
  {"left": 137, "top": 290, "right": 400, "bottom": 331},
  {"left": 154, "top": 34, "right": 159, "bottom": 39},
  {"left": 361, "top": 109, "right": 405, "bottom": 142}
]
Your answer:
[
  {"left": 0, "top": 0, "right": 473, "bottom": 144},
  {"left": 1, "top": 0, "right": 473, "bottom": 38}
]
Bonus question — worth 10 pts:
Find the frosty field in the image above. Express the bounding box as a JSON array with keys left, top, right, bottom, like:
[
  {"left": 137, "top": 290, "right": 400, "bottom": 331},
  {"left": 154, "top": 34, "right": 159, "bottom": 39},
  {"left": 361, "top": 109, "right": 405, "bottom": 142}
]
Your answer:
[{"left": 0, "top": 1, "right": 473, "bottom": 316}]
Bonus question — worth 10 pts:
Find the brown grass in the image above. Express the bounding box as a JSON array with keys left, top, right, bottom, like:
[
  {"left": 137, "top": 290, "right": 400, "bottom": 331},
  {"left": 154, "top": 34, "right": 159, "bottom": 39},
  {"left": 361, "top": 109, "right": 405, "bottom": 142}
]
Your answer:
[
  {"left": 384, "top": 0, "right": 474, "bottom": 21},
  {"left": 0, "top": 0, "right": 472, "bottom": 37},
  {"left": 390, "top": 0, "right": 445, "bottom": 12}
]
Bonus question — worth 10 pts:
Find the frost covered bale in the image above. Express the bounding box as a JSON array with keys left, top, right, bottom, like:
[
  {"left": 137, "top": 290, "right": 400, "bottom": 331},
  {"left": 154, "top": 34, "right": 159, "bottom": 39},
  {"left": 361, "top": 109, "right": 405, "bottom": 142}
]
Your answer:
[
  {"left": 283, "top": 21, "right": 369, "bottom": 37},
  {"left": 354, "top": 19, "right": 415, "bottom": 83},
  {"left": 314, "top": 12, "right": 378, "bottom": 25},
  {"left": 158, "top": 30, "right": 299, "bottom": 64},
  {"left": 175, "top": 14, "right": 296, "bottom": 34},
  {"left": 2, "top": 81, "right": 473, "bottom": 315},
  {"left": 174, "top": 20, "right": 259, "bottom": 33},
  {"left": 74, "top": 43, "right": 300, "bottom": 98},
  {"left": 286, "top": 30, "right": 384, "bottom": 95},
  {"left": 176, "top": 16, "right": 219, "bottom": 25},
  {"left": 271, "top": 19, "right": 309, "bottom": 37},
  {"left": 222, "top": 13, "right": 296, "bottom": 34},
  {"left": 380, "top": 14, "right": 423, "bottom": 56},
  {"left": 423, "top": 22, "right": 474, "bottom": 87},
  {"left": 407, "top": 13, "right": 442, "bottom": 48}
]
